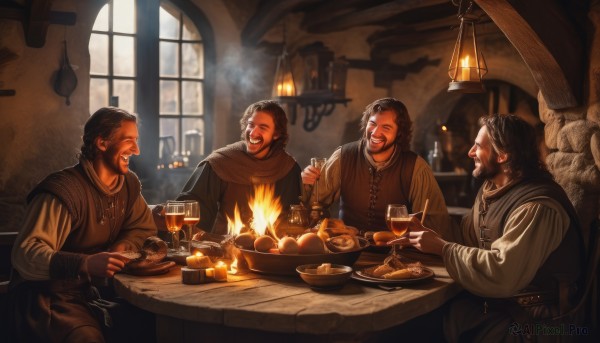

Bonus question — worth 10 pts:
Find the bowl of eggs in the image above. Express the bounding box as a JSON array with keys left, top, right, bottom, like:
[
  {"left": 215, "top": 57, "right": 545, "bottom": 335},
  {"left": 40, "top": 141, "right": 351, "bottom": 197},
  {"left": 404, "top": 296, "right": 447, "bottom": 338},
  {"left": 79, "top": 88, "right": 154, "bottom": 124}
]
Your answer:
[
  {"left": 236, "top": 230, "right": 369, "bottom": 276},
  {"left": 296, "top": 263, "right": 353, "bottom": 290}
]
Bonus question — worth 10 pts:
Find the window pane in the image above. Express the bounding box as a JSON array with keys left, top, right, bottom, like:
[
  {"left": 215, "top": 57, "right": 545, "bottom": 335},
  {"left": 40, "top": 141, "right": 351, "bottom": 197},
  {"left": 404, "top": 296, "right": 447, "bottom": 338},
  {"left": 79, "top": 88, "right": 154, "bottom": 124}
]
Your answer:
[
  {"left": 182, "top": 15, "right": 201, "bottom": 40},
  {"left": 183, "top": 117, "right": 204, "bottom": 156},
  {"left": 159, "top": 6, "right": 179, "bottom": 39},
  {"left": 160, "top": 41, "right": 178, "bottom": 77},
  {"left": 182, "top": 81, "right": 203, "bottom": 114},
  {"left": 160, "top": 80, "right": 179, "bottom": 114},
  {"left": 114, "top": 79, "right": 136, "bottom": 113},
  {"left": 182, "top": 43, "right": 202, "bottom": 78},
  {"left": 90, "top": 78, "right": 109, "bottom": 114},
  {"left": 113, "top": 0, "right": 136, "bottom": 34},
  {"left": 159, "top": 118, "right": 180, "bottom": 158},
  {"left": 89, "top": 34, "right": 108, "bottom": 75},
  {"left": 113, "top": 35, "right": 135, "bottom": 77},
  {"left": 93, "top": 4, "right": 109, "bottom": 31}
]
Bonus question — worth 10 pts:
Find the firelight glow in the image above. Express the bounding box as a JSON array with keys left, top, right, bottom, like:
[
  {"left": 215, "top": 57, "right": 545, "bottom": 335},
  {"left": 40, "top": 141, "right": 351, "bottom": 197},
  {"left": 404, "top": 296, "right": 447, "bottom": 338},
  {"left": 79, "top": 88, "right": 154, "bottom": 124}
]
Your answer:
[{"left": 249, "top": 184, "right": 282, "bottom": 239}]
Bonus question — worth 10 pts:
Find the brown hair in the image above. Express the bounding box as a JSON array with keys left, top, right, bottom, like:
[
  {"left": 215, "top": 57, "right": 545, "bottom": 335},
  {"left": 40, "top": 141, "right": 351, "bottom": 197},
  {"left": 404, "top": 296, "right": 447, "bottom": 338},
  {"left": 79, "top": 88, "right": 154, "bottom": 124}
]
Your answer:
[
  {"left": 359, "top": 98, "right": 412, "bottom": 151},
  {"left": 239, "top": 100, "right": 289, "bottom": 149},
  {"left": 479, "top": 113, "right": 551, "bottom": 180},
  {"left": 80, "top": 107, "right": 137, "bottom": 160}
]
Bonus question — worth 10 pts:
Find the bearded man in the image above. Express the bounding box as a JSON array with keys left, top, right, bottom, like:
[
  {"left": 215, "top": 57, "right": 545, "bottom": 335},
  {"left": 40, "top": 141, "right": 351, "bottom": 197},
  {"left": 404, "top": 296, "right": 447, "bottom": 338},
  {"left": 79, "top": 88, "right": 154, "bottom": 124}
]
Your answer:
[
  {"left": 301, "top": 97, "right": 451, "bottom": 238},
  {"left": 175, "top": 100, "right": 302, "bottom": 234},
  {"left": 10, "top": 107, "right": 158, "bottom": 342},
  {"left": 392, "top": 114, "right": 585, "bottom": 341}
]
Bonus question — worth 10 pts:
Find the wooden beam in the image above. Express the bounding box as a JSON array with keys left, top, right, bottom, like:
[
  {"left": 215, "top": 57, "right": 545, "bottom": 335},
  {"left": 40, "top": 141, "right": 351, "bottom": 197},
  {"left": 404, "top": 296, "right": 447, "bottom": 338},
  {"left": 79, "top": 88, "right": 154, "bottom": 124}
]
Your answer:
[
  {"left": 347, "top": 56, "right": 441, "bottom": 88},
  {"left": 304, "top": 0, "right": 450, "bottom": 34},
  {"left": 475, "top": 0, "right": 582, "bottom": 109},
  {"left": 300, "top": 0, "right": 371, "bottom": 30},
  {"left": 241, "top": 0, "right": 321, "bottom": 47}
]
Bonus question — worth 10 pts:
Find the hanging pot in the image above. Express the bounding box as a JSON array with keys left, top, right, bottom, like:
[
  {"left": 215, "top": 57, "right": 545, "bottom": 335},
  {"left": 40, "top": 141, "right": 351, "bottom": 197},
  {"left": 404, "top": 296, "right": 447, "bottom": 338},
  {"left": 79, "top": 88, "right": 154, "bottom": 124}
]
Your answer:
[{"left": 53, "top": 40, "right": 78, "bottom": 105}]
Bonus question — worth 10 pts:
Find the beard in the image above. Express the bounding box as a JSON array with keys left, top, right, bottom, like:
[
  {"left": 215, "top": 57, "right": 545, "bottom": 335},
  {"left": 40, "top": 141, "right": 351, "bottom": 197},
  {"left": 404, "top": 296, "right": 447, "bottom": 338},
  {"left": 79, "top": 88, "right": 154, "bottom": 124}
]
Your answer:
[
  {"left": 472, "top": 154, "right": 501, "bottom": 180},
  {"left": 245, "top": 132, "right": 273, "bottom": 157},
  {"left": 365, "top": 132, "right": 396, "bottom": 155}
]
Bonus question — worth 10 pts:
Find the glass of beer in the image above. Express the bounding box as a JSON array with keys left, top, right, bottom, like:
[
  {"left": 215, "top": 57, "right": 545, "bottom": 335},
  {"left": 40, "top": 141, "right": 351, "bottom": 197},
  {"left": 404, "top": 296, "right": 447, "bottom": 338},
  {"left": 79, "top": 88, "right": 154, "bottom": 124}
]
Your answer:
[
  {"left": 182, "top": 200, "right": 200, "bottom": 255},
  {"left": 386, "top": 204, "right": 409, "bottom": 257},
  {"left": 165, "top": 201, "right": 185, "bottom": 253}
]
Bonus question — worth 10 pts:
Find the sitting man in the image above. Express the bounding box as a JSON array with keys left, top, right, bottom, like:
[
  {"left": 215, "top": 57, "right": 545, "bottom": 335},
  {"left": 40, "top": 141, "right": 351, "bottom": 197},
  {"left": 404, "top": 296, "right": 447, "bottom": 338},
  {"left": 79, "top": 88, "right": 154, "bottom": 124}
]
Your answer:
[
  {"left": 175, "top": 100, "right": 302, "bottom": 234},
  {"left": 392, "top": 113, "right": 585, "bottom": 341},
  {"left": 10, "top": 107, "right": 157, "bottom": 342},
  {"left": 301, "top": 97, "right": 451, "bottom": 238}
]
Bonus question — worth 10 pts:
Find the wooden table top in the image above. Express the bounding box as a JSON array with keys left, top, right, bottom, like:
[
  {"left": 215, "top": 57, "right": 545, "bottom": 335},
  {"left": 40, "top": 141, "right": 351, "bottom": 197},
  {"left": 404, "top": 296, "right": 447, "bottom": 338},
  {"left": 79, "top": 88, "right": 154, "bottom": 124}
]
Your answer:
[{"left": 114, "top": 250, "right": 462, "bottom": 336}]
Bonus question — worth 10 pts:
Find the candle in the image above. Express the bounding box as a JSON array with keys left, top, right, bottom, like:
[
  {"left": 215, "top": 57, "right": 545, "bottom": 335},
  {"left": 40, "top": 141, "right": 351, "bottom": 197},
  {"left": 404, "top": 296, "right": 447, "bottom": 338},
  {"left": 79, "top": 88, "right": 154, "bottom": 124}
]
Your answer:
[
  {"left": 186, "top": 252, "right": 213, "bottom": 269},
  {"left": 460, "top": 55, "right": 470, "bottom": 81},
  {"left": 181, "top": 267, "right": 205, "bottom": 284},
  {"left": 214, "top": 261, "right": 228, "bottom": 281}
]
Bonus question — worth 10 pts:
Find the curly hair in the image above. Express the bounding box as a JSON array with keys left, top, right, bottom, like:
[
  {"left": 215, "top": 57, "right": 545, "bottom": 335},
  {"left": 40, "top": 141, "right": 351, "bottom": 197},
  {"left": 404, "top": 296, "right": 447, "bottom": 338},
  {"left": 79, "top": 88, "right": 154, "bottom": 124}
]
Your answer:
[
  {"left": 80, "top": 107, "right": 137, "bottom": 160},
  {"left": 239, "top": 100, "right": 289, "bottom": 149},
  {"left": 479, "top": 113, "right": 551, "bottom": 180},
  {"left": 359, "top": 98, "right": 413, "bottom": 151}
]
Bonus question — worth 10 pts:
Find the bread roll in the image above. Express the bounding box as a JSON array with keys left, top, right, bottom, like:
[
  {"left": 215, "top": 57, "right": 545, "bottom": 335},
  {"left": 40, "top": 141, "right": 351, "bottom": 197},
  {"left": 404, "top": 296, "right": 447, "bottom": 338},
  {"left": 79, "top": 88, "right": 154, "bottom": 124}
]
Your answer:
[{"left": 383, "top": 268, "right": 413, "bottom": 280}]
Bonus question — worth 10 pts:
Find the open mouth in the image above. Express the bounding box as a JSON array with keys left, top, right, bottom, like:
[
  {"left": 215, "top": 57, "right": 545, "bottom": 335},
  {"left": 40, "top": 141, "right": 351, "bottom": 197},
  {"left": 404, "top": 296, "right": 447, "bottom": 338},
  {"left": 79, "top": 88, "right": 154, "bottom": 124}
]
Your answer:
[
  {"left": 121, "top": 155, "right": 130, "bottom": 162},
  {"left": 248, "top": 137, "right": 262, "bottom": 145}
]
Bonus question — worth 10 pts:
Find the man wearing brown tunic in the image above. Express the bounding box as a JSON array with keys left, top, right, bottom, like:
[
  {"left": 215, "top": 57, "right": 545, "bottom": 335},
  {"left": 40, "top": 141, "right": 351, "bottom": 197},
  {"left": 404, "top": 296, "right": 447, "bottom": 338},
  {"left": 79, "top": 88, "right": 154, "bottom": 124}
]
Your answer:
[
  {"left": 302, "top": 98, "right": 451, "bottom": 238},
  {"left": 393, "top": 114, "right": 585, "bottom": 342},
  {"left": 176, "top": 100, "right": 302, "bottom": 234},
  {"left": 10, "top": 107, "right": 157, "bottom": 342}
]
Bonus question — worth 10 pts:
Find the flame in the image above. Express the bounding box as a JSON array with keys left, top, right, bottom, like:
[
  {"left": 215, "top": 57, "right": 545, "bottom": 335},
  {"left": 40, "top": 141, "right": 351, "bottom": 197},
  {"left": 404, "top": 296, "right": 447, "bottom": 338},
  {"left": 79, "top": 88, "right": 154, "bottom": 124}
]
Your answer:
[
  {"left": 226, "top": 204, "right": 245, "bottom": 236},
  {"left": 248, "top": 184, "right": 282, "bottom": 239},
  {"left": 461, "top": 55, "right": 470, "bottom": 68}
]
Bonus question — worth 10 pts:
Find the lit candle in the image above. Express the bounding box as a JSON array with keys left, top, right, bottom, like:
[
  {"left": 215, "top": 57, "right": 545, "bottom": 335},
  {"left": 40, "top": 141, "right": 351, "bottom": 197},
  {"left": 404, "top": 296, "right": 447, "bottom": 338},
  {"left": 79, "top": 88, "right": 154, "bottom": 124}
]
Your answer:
[
  {"left": 460, "top": 55, "right": 470, "bottom": 81},
  {"left": 186, "top": 252, "right": 213, "bottom": 269},
  {"left": 181, "top": 267, "right": 205, "bottom": 284},
  {"left": 214, "top": 261, "right": 228, "bottom": 282}
]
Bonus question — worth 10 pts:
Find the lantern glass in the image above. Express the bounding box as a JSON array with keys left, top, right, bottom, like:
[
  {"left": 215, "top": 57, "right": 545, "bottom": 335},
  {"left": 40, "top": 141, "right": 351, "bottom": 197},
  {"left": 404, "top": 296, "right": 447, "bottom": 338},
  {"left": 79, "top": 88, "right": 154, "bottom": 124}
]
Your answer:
[
  {"left": 328, "top": 58, "right": 348, "bottom": 98},
  {"left": 448, "top": 15, "right": 487, "bottom": 93},
  {"left": 272, "top": 49, "right": 297, "bottom": 98}
]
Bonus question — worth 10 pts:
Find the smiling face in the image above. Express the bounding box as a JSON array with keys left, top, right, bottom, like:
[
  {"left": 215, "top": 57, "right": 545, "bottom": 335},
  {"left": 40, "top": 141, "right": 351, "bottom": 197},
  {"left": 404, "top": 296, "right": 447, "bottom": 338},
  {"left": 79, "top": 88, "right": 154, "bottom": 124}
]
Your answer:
[
  {"left": 244, "top": 111, "right": 279, "bottom": 159},
  {"left": 468, "top": 126, "right": 503, "bottom": 181},
  {"left": 364, "top": 110, "right": 398, "bottom": 162},
  {"left": 97, "top": 120, "right": 140, "bottom": 176}
]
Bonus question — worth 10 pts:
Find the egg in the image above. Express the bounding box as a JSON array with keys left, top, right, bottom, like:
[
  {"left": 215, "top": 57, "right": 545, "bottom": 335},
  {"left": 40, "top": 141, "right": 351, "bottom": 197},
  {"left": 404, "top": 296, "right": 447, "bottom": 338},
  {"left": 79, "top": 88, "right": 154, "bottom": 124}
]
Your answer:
[
  {"left": 297, "top": 233, "right": 326, "bottom": 254},
  {"left": 254, "top": 235, "right": 276, "bottom": 252},
  {"left": 278, "top": 236, "right": 299, "bottom": 254},
  {"left": 234, "top": 232, "right": 256, "bottom": 250}
]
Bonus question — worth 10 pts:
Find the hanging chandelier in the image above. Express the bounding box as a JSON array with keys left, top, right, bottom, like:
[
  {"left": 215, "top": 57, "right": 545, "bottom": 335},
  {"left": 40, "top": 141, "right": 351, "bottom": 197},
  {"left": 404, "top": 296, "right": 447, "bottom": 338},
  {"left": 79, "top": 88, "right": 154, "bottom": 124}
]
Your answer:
[{"left": 448, "top": 0, "right": 487, "bottom": 93}]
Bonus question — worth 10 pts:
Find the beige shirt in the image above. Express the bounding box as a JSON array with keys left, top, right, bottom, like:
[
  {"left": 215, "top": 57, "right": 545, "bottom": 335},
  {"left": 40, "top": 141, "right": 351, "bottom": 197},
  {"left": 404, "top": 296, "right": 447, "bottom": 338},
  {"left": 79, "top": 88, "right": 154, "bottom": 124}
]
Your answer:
[
  {"left": 442, "top": 197, "right": 569, "bottom": 297},
  {"left": 304, "top": 146, "right": 452, "bottom": 239},
  {"left": 12, "top": 192, "right": 156, "bottom": 280}
]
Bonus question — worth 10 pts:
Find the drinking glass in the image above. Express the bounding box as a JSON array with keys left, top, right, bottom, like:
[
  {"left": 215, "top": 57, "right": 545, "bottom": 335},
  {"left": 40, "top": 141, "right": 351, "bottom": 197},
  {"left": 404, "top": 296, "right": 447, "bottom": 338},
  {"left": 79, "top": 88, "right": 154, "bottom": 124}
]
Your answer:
[
  {"left": 310, "top": 157, "right": 327, "bottom": 205},
  {"left": 183, "top": 200, "right": 200, "bottom": 255},
  {"left": 386, "top": 204, "right": 410, "bottom": 258},
  {"left": 165, "top": 201, "right": 185, "bottom": 253}
]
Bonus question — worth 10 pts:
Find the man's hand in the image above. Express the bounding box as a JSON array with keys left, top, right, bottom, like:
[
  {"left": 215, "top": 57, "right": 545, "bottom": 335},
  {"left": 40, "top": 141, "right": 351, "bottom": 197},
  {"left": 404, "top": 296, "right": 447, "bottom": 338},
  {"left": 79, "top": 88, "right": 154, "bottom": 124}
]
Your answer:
[
  {"left": 388, "top": 219, "right": 446, "bottom": 256},
  {"left": 301, "top": 165, "right": 321, "bottom": 185},
  {"left": 84, "top": 252, "right": 131, "bottom": 278}
]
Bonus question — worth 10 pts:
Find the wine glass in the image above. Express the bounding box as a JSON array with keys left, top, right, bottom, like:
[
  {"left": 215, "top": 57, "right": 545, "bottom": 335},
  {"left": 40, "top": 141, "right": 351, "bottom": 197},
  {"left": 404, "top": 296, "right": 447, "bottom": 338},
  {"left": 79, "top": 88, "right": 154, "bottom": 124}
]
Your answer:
[
  {"left": 310, "top": 157, "right": 327, "bottom": 205},
  {"left": 165, "top": 201, "right": 185, "bottom": 254},
  {"left": 386, "top": 204, "right": 409, "bottom": 258},
  {"left": 183, "top": 200, "right": 200, "bottom": 255}
]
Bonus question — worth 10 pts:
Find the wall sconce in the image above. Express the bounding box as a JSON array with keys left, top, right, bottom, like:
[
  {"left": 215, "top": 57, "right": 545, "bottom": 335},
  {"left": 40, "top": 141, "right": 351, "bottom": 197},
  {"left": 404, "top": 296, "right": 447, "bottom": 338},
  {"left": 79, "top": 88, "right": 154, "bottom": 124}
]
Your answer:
[
  {"left": 448, "top": 0, "right": 487, "bottom": 93},
  {"left": 273, "top": 41, "right": 351, "bottom": 132}
]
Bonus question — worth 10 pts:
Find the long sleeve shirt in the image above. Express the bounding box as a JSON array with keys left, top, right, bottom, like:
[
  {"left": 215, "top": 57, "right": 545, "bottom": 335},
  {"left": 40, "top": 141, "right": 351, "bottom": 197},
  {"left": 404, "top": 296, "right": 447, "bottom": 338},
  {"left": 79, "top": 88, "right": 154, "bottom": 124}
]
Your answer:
[{"left": 304, "top": 147, "right": 452, "bottom": 239}]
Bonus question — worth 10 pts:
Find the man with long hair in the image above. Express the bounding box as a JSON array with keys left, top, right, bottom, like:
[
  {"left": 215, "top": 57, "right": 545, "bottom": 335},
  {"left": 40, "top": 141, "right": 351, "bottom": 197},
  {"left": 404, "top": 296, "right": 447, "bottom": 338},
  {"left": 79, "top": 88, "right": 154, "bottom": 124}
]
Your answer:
[
  {"left": 10, "top": 107, "right": 158, "bottom": 342},
  {"left": 175, "top": 100, "right": 302, "bottom": 234},
  {"left": 392, "top": 113, "right": 584, "bottom": 341},
  {"left": 302, "top": 97, "right": 451, "bottom": 238}
]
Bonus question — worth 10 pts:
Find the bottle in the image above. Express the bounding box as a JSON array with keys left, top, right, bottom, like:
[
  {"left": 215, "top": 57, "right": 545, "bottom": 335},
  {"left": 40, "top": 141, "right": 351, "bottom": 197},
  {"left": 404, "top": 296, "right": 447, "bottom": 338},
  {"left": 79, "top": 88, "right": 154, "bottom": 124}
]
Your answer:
[{"left": 432, "top": 141, "right": 443, "bottom": 172}]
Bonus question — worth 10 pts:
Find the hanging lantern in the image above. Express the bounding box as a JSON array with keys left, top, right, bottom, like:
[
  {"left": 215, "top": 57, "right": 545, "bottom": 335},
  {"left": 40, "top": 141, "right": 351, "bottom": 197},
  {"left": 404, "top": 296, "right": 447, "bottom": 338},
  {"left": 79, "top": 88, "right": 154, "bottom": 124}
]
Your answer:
[
  {"left": 448, "top": 1, "right": 487, "bottom": 93},
  {"left": 272, "top": 46, "right": 297, "bottom": 98}
]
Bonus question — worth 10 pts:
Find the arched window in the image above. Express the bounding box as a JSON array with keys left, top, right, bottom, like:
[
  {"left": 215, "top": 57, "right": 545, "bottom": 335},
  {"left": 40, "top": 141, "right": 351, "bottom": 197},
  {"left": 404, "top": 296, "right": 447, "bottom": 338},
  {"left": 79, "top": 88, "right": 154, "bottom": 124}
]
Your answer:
[{"left": 89, "top": 0, "right": 214, "bottom": 175}]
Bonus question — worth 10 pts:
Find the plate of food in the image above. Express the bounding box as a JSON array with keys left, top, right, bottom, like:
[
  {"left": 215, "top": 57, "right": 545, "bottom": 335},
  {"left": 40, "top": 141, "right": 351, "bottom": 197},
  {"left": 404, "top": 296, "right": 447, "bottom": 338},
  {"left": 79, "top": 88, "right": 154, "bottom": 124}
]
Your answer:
[
  {"left": 362, "top": 231, "right": 394, "bottom": 253},
  {"left": 351, "top": 258, "right": 434, "bottom": 285}
]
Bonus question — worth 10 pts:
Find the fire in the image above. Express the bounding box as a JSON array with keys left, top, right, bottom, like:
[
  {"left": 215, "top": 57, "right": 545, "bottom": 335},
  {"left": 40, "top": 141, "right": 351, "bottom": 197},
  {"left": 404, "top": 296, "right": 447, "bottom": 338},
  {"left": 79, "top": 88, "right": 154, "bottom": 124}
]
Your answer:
[
  {"left": 226, "top": 204, "right": 244, "bottom": 236},
  {"left": 249, "top": 184, "right": 282, "bottom": 239}
]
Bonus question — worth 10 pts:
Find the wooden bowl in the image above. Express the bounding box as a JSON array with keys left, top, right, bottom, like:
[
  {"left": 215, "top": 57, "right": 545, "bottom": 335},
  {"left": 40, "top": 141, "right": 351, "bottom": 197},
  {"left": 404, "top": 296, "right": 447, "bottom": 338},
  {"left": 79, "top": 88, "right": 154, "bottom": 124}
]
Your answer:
[
  {"left": 239, "top": 237, "right": 368, "bottom": 275},
  {"left": 296, "top": 264, "right": 353, "bottom": 290}
]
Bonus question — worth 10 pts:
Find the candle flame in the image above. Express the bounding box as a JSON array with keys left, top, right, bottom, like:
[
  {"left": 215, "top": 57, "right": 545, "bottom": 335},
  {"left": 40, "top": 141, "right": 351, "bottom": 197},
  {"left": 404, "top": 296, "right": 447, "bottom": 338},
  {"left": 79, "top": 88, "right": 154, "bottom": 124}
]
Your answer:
[
  {"left": 461, "top": 55, "right": 470, "bottom": 68},
  {"left": 195, "top": 252, "right": 203, "bottom": 257}
]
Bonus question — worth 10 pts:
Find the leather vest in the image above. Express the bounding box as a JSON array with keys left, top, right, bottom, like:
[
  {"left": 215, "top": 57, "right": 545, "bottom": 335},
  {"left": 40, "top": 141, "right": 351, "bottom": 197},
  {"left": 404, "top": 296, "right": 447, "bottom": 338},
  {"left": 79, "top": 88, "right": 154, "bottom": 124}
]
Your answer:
[
  {"left": 28, "top": 164, "right": 140, "bottom": 253},
  {"left": 340, "top": 141, "right": 416, "bottom": 232},
  {"left": 474, "top": 178, "right": 584, "bottom": 292}
]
